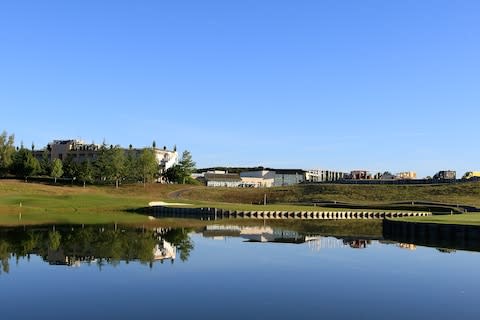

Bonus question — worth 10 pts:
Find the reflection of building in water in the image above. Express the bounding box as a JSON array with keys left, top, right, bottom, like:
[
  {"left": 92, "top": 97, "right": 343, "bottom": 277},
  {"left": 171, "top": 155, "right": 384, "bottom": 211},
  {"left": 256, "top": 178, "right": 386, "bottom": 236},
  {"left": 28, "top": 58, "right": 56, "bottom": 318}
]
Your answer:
[
  {"left": 343, "top": 239, "right": 371, "bottom": 249},
  {"left": 398, "top": 243, "right": 417, "bottom": 250},
  {"left": 46, "top": 248, "right": 94, "bottom": 267},
  {"left": 203, "top": 226, "right": 382, "bottom": 251},
  {"left": 307, "top": 237, "right": 348, "bottom": 252},
  {"left": 153, "top": 240, "right": 176, "bottom": 261},
  {"left": 204, "top": 225, "right": 321, "bottom": 244}
]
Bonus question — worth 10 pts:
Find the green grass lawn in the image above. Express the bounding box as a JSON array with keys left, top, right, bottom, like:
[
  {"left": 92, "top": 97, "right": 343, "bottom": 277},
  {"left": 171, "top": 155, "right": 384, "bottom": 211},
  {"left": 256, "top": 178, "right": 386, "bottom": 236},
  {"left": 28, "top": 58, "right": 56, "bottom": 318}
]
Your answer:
[
  {"left": 174, "top": 182, "right": 480, "bottom": 207},
  {"left": 0, "top": 180, "right": 181, "bottom": 226},
  {"left": 1, "top": 180, "right": 479, "bottom": 226},
  {"left": 396, "top": 213, "right": 480, "bottom": 226},
  {"left": 174, "top": 199, "right": 419, "bottom": 213}
]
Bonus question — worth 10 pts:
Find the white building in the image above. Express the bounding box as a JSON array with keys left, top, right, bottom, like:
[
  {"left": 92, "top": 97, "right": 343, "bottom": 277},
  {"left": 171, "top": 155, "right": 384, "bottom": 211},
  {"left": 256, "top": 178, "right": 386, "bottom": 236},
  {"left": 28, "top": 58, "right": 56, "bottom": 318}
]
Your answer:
[
  {"left": 204, "top": 172, "right": 242, "bottom": 187},
  {"left": 240, "top": 169, "right": 305, "bottom": 187},
  {"left": 152, "top": 148, "right": 178, "bottom": 173},
  {"left": 306, "top": 169, "right": 348, "bottom": 182},
  {"left": 240, "top": 170, "right": 275, "bottom": 187}
]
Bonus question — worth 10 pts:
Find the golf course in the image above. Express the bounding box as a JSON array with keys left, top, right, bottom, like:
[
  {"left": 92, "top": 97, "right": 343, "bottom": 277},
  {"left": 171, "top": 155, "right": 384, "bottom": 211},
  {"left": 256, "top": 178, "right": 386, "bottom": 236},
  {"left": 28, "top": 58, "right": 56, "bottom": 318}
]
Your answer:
[{"left": 1, "top": 179, "right": 480, "bottom": 226}]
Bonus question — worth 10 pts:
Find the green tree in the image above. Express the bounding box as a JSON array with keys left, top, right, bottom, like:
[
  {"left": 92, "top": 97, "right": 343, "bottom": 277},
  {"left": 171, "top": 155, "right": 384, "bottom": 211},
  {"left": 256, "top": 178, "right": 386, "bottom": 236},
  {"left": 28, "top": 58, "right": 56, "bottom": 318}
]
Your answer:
[
  {"left": 11, "top": 148, "right": 41, "bottom": 180},
  {"left": 96, "top": 145, "right": 126, "bottom": 188},
  {"left": 138, "top": 148, "right": 159, "bottom": 186},
  {"left": 178, "top": 150, "right": 196, "bottom": 184},
  {"left": 93, "top": 142, "right": 109, "bottom": 181},
  {"left": 39, "top": 149, "right": 51, "bottom": 176},
  {"left": 109, "top": 146, "right": 126, "bottom": 188},
  {"left": 0, "top": 131, "right": 16, "bottom": 176},
  {"left": 124, "top": 147, "right": 139, "bottom": 182},
  {"left": 50, "top": 159, "right": 64, "bottom": 183},
  {"left": 78, "top": 160, "right": 94, "bottom": 187},
  {"left": 163, "top": 164, "right": 182, "bottom": 184},
  {"left": 62, "top": 155, "right": 78, "bottom": 180}
]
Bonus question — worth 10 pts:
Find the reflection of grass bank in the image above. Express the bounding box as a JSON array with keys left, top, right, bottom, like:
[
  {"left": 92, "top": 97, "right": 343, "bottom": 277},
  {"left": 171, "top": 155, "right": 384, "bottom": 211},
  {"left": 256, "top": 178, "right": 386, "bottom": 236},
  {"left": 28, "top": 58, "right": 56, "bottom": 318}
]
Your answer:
[
  {"left": 0, "top": 211, "right": 153, "bottom": 226},
  {"left": 157, "top": 219, "right": 382, "bottom": 238},
  {"left": 395, "top": 213, "right": 480, "bottom": 226},
  {"left": 264, "top": 220, "right": 382, "bottom": 238}
]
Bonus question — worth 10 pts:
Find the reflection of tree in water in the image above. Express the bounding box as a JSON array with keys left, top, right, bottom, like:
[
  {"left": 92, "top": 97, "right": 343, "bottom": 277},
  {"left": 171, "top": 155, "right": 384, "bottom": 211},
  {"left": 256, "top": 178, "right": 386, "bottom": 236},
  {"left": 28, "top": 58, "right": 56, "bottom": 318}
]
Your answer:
[
  {"left": 162, "top": 228, "right": 194, "bottom": 262},
  {"left": 0, "top": 240, "right": 10, "bottom": 274},
  {"left": 48, "top": 231, "right": 61, "bottom": 251},
  {"left": 0, "top": 225, "right": 195, "bottom": 272}
]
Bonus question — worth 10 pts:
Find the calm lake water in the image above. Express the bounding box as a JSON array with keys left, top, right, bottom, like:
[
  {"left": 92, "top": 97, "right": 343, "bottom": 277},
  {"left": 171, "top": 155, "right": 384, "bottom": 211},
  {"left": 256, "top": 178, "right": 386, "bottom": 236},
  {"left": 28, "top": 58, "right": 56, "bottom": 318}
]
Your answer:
[{"left": 1, "top": 221, "right": 479, "bottom": 319}]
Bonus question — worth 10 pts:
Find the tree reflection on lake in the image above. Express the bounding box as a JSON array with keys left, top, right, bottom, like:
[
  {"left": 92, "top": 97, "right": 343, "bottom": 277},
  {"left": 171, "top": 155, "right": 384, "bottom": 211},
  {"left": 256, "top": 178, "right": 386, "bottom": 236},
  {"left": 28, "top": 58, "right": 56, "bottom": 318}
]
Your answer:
[
  {"left": 1, "top": 220, "right": 480, "bottom": 274},
  {"left": 0, "top": 225, "right": 194, "bottom": 273},
  {"left": 2, "top": 221, "right": 480, "bottom": 319}
]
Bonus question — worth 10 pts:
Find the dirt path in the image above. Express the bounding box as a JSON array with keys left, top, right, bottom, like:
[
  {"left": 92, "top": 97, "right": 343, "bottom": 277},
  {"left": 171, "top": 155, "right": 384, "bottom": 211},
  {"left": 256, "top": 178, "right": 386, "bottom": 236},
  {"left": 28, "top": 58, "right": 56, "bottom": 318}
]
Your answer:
[{"left": 167, "top": 186, "right": 199, "bottom": 200}]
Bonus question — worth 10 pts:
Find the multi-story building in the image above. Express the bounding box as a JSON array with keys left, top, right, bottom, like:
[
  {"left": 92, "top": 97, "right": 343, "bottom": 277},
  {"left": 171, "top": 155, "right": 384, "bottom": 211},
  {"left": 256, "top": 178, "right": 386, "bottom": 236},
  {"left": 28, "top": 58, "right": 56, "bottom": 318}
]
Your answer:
[
  {"left": 349, "top": 170, "right": 371, "bottom": 180},
  {"left": 274, "top": 169, "right": 306, "bottom": 186},
  {"left": 379, "top": 172, "right": 397, "bottom": 180},
  {"left": 433, "top": 170, "right": 456, "bottom": 180},
  {"left": 397, "top": 171, "right": 417, "bottom": 180},
  {"left": 33, "top": 139, "right": 178, "bottom": 175},
  {"left": 240, "top": 169, "right": 305, "bottom": 187},
  {"left": 240, "top": 170, "right": 275, "bottom": 187},
  {"left": 306, "top": 169, "right": 347, "bottom": 182}
]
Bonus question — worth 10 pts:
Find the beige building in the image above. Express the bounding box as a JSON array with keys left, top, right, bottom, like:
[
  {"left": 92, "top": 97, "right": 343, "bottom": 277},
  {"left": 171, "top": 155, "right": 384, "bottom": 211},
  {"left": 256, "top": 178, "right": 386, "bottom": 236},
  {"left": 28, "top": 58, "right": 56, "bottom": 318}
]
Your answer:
[
  {"left": 33, "top": 139, "right": 178, "bottom": 175},
  {"left": 397, "top": 171, "right": 417, "bottom": 180}
]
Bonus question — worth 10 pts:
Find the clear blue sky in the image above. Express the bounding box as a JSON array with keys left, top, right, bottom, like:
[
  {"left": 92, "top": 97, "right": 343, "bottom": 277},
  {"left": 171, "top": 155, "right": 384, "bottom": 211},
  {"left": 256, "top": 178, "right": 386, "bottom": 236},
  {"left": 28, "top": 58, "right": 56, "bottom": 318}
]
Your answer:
[{"left": 1, "top": 0, "right": 479, "bottom": 177}]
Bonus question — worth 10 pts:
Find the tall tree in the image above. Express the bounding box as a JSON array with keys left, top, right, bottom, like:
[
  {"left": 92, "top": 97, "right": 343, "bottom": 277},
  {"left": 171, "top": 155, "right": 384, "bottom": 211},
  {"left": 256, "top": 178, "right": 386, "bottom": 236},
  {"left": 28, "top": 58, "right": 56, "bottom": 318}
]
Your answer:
[
  {"left": 0, "top": 131, "right": 15, "bottom": 177},
  {"left": 109, "top": 146, "right": 126, "bottom": 188},
  {"left": 78, "top": 160, "right": 94, "bottom": 188},
  {"left": 178, "top": 150, "right": 196, "bottom": 184},
  {"left": 62, "top": 155, "right": 78, "bottom": 180},
  {"left": 138, "top": 148, "right": 159, "bottom": 186},
  {"left": 11, "top": 148, "right": 41, "bottom": 180},
  {"left": 124, "top": 147, "right": 138, "bottom": 182},
  {"left": 39, "top": 149, "right": 51, "bottom": 176},
  {"left": 93, "top": 142, "right": 109, "bottom": 182},
  {"left": 162, "top": 165, "right": 182, "bottom": 184},
  {"left": 50, "top": 159, "right": 64, "bottom": 183}
]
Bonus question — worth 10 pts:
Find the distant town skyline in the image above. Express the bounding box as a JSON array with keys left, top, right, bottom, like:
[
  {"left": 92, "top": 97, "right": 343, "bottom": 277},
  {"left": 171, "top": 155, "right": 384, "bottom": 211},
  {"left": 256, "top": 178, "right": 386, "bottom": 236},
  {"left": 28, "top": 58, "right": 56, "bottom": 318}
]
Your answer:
[{"left": 1, "top": 1, "right": 479, "bottom": 178}]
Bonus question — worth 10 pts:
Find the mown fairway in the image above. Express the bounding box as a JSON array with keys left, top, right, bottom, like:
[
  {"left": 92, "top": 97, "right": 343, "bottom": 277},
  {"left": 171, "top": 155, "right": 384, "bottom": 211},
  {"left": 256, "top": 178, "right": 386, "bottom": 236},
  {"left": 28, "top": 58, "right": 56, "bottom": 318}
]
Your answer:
[
  {"left": 0, "top": 180, "right": 186, "bottom": 226},
  {"left": 173, "top": 182, "right": 480, "bottom": 207},
  {"left": 1, "top": 180, "right": 480, "bottom": 226}
]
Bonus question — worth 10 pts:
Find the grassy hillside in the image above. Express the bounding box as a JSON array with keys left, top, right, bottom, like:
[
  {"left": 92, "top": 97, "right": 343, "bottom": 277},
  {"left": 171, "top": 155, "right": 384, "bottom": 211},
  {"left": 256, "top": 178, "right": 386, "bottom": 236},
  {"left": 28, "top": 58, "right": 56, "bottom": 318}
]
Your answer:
[
  {"left": 175, "top": 182, "right": 480, "bottom": 207},
  {"left": 1, "top": 180, "right": 480, "bottom": 226},
  {"left": 0, "top": 180, "right": 186, "bottom": 226}
]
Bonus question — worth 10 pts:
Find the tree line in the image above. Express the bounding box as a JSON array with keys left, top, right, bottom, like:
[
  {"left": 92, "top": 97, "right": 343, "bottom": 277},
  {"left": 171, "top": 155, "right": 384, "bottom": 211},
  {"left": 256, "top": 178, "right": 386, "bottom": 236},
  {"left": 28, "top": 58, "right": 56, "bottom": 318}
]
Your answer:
[{"left": 0, "top": 130, "right": 196, "bottom": 187}]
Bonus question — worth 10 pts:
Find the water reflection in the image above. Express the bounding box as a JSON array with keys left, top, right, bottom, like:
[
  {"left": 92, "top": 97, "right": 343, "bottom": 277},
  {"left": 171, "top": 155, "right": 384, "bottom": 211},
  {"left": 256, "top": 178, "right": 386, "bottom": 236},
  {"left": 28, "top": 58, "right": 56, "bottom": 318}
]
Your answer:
[
  {"left": 1, "top": 220, "right": 480, "bottom": 274},
  {"left": 0, "top": 225, "right": 193, "bottom": 274}
]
